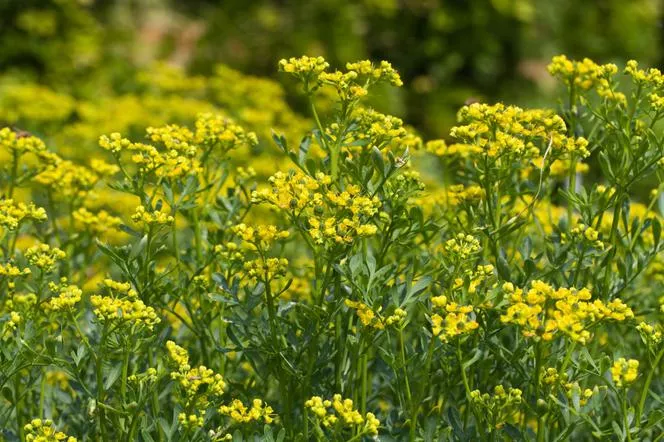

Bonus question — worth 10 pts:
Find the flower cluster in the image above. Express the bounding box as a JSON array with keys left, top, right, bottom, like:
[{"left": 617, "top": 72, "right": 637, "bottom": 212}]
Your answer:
[
  {"left": 305, "top": 395, "right": 380, "bottom": 435},
  {"left": 218, "top": 399, "right": 276, "bottom": 424},
  {"left": 0, "top": 262, "right": 31, "bottom": 278},
  {"left": 345, "top": 299, "right": 383, "bottom": 330},
  {"left": 0, "top": 199, "right": 47, "bottom": 230},
  {"left": 25, "top": 244, "right": 66, "bottom": 273},
  {"left": 131, "top": 205, "right": 174, "bottom": 228},
  {"left": 0, "top": 127, "right": 46, "bottom": 155},
  {"left": 443, "top": 233, "right": 481, "bottom": 261},
  {"left": 194, "top": 113, "right": 258, "bottom": 151},
  {"left": 470, "top": 385, "right": 523, "bottom": 429},
  {"left": 451, "top": 102, "right": 589, "bottom": 161},
  {"left": 90, "top": 285, "right": 159, "bottom": 330},
  {"left": 46, "top": 284, "right": 82, "bottom": 312},
  {"left": 540, "top": 368, "right": 595, "bottom": 406},
  {"left": 72, "top": 208, "right": 122, "bottom": 236},
  {"left": 232, "top": 223, "right": 290, "bottom": 251},
  {"left": 100, "top": 114, "right": 249, "bottom": 181},
  {"left": 562, "top": 223, "right": 604, "bottom": 249},
  {"left": 637, "top": 322, "right": 663, "bottom": 347},
  {"left": 611, "top": 358, "right": 639, "bottom": 388},
  {"left": 430, "top": 295, "right": 479, "bottom": 342},
  {"left": 500, "top": 281, "right": 634, "bottom": 344},
  {"left": 337, "top": 108, "right": 421, "bottom": 157},
  {"left": 624, "top": 60, "right": 664, "bottom": 88},
  {"left": 23, "top": 419, "right": 77, "bottom": 442},
  {"left": 253, "top": 171, "right": 381, "bottom": 248},
  {"left": 33, "top": 159, "right": 101, "bottom": 200},
  {"left": 547, "top": 55, "right": 625, "bottom": 104},
  {"left": 166, "top": 341, "right": 227, "bottom": 428}
]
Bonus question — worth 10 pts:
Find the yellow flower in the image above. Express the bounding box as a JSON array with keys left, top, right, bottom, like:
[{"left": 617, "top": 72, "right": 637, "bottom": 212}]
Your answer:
[
  {"left": 305, "top": 394, "right": 380, "bottom": 435},
  {"left": 611, "top": 358, "right": 639, "bottom": 388},
  {"left": 278, "top": 56, "right": 330, "bottom": 89},
  {"left": 0, "top": 199, "right": 47, "bottom": 230},
  {"left": 90, "top": 293, "right": 160, "bottom": 330},
  {"left": 131, "top": 205, "right": 174, "bottom": 228},
  {"left": 345, "top": 299, "right": 384, "bottom": 330},
  {"left": 25, "top": 243, "right": 66, "bottom": 272},
  {"left": 0, "top": 127, "right": 47, "bottom": 155},
  {"left": 219, "top": 398, "right": 276, "bottom": 424},
  {"left": 46, "top": 285, "right": 82, "bottom": 312},
  {"left": 431, "top": 303, "right": 479, "bottom": 342},
  {"left": 24, "top": 418, "right": 77, "bottom": 442}
]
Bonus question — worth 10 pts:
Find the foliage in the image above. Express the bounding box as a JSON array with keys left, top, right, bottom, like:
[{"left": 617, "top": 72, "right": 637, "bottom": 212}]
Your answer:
[{"left": 3, "top": 53, "right": 664, "bottom": 442}]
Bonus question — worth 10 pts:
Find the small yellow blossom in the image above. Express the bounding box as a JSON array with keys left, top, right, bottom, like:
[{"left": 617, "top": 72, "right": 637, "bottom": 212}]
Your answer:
[
  {"left": 23, "top": 418, "right": 77, "bottom": 442},
  {"left": 611, "top": 358, "right": 639, "bottom": 388}
]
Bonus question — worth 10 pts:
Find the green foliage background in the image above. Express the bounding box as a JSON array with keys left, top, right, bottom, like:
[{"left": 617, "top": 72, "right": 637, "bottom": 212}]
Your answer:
[{"left": 1, "top": 0, "right": 661, "bottom": 136}]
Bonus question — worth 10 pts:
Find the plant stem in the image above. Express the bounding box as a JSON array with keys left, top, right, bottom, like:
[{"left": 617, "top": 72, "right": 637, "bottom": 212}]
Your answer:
[
  {"left": 457, "top": 340, "right": 478, "bottom": 430},
  {"left": 96, "top": 338, "right": 108, "bottom": 440},
  {"left": 148, "top": 347, "right": 163, "bottom": 442},
  {"left": 533, "top": 341, "right": 543, "bottom": 401},
  {"left": 8, "top": 151, "right": 18, "bottom": 199},
  {"left": 567, "top": 157, "right": 578, "bottom": 225},
  {"left": 192, "top": 209, "right": 203, "bottom": 264},
  {"left": 623, "top": 392, "right": 632, "bottom": 442},
  {"left": 397, "top": 329, "right": 415, "bottom": 439},
  {"left": 120, "top": 344, "right": 129, "bottom": 403},
  {"left": 636, "top": 345, "right": 664, "bottom": 425},
  {"left": 360, "top": 353, "right": 368, "bottom": 415},
  {"left": 39, "top": 371, "right": 46, "bottom": 419},
  {"left": 14, "top": 376, "right": 24, "bottom": 442}
]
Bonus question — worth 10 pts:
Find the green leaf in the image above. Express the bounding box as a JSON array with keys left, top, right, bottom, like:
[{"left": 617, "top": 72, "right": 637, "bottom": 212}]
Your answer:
[
  {"left": 272, "top": 131, "right": 288, "bottom": 153},
  {"left": 104, "top": 364, "right": 122, "bottom": 390},
  {"left": 129, "top": 234, "right": 148, "bottom": 261},
  {"left": 2, "top": 386, "right": 13, "bottom": 402},
  {"left": 299, "top": 135, "right": 311, "bottom": 164},
  {"left": 405, "top": 276, "right": 431, "bottom": 303},
  {"left": 611, "top": 420, "right": 624, "bottom": 439},
  {"left": 496, "top": 252, "right": 511, "bottom": 281},
  {"left": 372, "top": 146, "right": 386, "bottom": 177},
  {"left": 119, "top": 224, "right": 142, "bottom": 238},
  {"left": 653, "top": 218, "right": 661, "bottom": 246},
  {"left": 447, "top": 407, "right": 465, "bottom": 439}
]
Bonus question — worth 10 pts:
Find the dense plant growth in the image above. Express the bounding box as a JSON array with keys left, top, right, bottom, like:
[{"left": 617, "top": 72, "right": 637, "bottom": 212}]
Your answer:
[{"left": 2, "top": 54, "right": 664, "bottom": 441}]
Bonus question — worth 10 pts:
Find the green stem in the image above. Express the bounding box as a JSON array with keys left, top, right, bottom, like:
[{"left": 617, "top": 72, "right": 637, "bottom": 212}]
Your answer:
[
  {"left": 120, "top": 344, "right": 129, "bottom": 403},
  {"left": 567, "top": 157, "right": 578, "bottom": 226},
  {"left": 457, "top": 340, "right": 477, "bottom": 429},
  {"left": 360, "top": 353, "right": 368, "bottom": 416},
  {"left": 636, "top": 345, "right": 664, "bottom": 425},
  {"left": 143, "top": 226, "right": 153, "bottom": 289},
  {"left": 537, "top": 415, "right": 547, "bottom": 442},
  {"left": 172, "top": 208, "right": 180, "bottom": 269},
  {"left": 39, "top": 371, "right": 46, "bottom": 418},
  {"left": 411, "top": 337, "right": 436, "bottom": 441},
  {"left": 126, "top": 412, "right": 141, "bottom": 442},
  {"left": 623, "top": 391, "right": 632, "bottom": 442},
  {"left": 572, "top": 247, "right": 586, "bottom": 287},
  {"left": 14, "top": 376, "right": 24, "bottom": 442},
  {"left": 96, "top": 335, "right": 108, "bottom": 440},
  {"left": 602, "top": 195, "right": 623, "bottom": 294},
  {"left": 192, "top": 210, "right": 203, "bottom": 264},
  {"left": 148, "top": 347, "right": 163, "bottom": 442},
  {"left": 8, "top": 151, "right": 18, "bottom": 199},
  {"left": 398, "top": 328, "right": 419, "bottom": 442},
  {"left": 533, "top": 342, "right": 543, "bottom": 401},
  {"left": 398, "top": 329, "right": 413, "bottom": 407}
]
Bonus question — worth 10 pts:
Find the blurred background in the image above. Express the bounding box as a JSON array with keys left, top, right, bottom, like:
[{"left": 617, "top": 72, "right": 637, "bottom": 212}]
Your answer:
[{"left": 0, "top": 0, "right": 662, "bottom": 138}]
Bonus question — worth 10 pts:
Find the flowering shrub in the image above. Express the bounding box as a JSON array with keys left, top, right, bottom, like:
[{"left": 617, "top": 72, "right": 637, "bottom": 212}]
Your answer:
[{"left": 2, "top": 54, "right": 664, "bottom": 441}]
